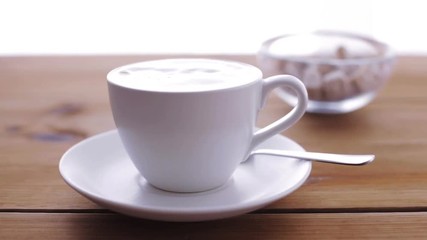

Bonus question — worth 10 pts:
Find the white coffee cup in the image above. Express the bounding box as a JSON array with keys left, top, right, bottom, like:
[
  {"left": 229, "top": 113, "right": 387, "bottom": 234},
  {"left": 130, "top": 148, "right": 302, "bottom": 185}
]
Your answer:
[{"left": 107, "top": 58, "right": 308, "bottom": 192}]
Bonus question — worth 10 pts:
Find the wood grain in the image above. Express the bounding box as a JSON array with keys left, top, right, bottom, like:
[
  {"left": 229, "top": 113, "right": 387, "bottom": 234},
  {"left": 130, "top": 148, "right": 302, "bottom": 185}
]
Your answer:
[
  {"left": 1, "top": 55, "right": 427, "bottom": 212},
  {"left": 1, "top": 212, "right": 427, "bottom": 239},
  {"left": 1, "top": 56, "right": 427, "bottom": 239}
]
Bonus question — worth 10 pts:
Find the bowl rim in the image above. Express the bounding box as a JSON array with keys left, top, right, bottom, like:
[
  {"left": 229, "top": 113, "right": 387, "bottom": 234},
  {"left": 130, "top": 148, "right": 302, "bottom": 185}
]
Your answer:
[{"left": 258, "top": 30, "right": 395, "bottom": 65}]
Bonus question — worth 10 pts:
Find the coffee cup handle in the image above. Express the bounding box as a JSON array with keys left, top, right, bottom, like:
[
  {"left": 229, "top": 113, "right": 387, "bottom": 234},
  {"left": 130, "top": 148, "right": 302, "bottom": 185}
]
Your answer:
[{"left": 249, "top": 75, "right": 308, "bottom": 150}]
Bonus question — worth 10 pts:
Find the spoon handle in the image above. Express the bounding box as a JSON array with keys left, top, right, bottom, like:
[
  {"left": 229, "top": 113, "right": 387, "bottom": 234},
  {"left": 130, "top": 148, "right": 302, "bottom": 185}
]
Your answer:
[{"left": 249, "top": 149, "right": 375, "bottom": 165}]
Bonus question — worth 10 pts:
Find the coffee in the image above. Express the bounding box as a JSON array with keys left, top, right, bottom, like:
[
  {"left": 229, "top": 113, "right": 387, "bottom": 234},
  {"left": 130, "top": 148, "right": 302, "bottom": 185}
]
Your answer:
[{"left": 107, "top": 59, "right": 262, "bottom": 92}]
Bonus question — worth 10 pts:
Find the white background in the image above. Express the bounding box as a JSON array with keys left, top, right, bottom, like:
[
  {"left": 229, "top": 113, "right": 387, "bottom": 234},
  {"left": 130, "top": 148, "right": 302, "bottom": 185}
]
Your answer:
[{"left": 0, "top": 0, "right": 426, "bottom": 55}]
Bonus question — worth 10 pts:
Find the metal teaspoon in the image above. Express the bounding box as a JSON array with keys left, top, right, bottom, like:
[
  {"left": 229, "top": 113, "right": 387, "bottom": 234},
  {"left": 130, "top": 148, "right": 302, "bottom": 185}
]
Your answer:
[{"left": 247, "top": 149, "right": 375, "bottom": 165}]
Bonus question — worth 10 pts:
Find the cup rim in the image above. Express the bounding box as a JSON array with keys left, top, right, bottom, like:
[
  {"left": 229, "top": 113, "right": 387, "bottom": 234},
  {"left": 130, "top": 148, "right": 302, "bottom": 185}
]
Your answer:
[{"left": 107, "top": 58, "right": 263, "bottom": 93}]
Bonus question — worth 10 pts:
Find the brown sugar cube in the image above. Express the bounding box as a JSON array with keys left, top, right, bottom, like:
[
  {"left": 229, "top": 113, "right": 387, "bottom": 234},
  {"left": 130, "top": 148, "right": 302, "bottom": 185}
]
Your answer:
[
  {"left": 307, "top": 87, "right": 324, "bottom": 101},
  {"left": 302, "top": 64, "right": 323, "bottom": 100},
  {"left": 336, "top": 46, "right": 348, "bottom": 59},
  {"left": 317, "top": 64, "right": 336, "bottom": 75},
  {"left": 302, "top": 64, "right": 322, "bottom": 88},
  {"left": 322, "top": 70, "right": 350, "bottom": 100},
  {"left": 339, "top": 71, "right": 359, "bottom": 98},
  {"left": 350, "top": 65, "right": 378, "bottom": 92}
]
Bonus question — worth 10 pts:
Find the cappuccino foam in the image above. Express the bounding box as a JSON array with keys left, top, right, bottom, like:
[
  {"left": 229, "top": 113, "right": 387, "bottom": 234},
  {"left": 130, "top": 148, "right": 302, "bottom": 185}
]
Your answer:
[{"left": 107, "top": 59, "right": 262, "bottom": 92}]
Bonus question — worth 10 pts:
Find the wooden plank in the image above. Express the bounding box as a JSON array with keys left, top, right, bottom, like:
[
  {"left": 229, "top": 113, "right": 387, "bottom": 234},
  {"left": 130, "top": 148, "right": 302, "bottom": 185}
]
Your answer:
[
  {"left": 1, "top": 212, "right": 427, "bottom": 239},
  {"left": 1, "top": 56, "right": 427, "bottom": 211}
]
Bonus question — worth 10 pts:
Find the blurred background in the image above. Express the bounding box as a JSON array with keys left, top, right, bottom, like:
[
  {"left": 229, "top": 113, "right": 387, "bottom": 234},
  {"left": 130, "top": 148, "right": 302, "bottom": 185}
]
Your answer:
[{"left": 0, "top": 0, "right": 425, "bottom": 55}]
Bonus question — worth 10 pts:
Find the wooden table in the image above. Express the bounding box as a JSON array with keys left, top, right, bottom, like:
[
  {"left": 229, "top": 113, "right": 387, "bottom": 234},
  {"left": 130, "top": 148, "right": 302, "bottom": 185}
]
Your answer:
[{"left": 1, "top": 55, "right": 426, "bottom": 239}]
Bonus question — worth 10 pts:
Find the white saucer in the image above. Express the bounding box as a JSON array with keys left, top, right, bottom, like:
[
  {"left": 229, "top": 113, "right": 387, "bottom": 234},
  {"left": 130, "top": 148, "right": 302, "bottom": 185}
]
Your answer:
[{"left": 59, "top": 130, "right": 311, "bottom": 222}]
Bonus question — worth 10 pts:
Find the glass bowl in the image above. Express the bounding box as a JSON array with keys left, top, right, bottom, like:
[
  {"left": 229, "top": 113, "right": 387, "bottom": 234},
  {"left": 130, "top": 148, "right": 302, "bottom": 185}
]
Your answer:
[{"left": 258, "top": 31, "right": 395, "bottom": 114}]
